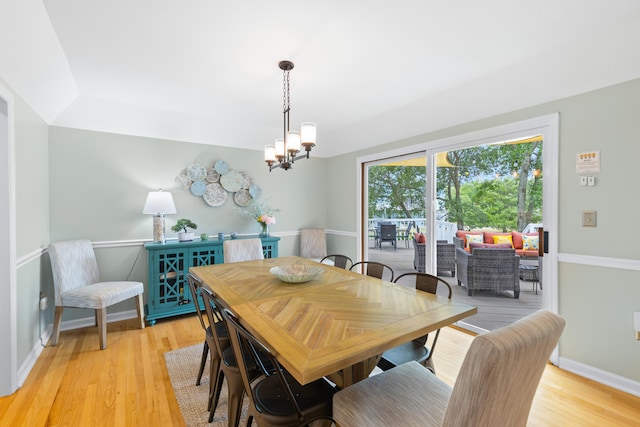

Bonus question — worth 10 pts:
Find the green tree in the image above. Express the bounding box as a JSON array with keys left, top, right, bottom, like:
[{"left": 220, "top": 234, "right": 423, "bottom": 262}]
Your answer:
[
  {"left": 438, "top": 141, "right": 542, "bottom": 231},
  {"left": 368, "top": 165, "right": 425, "bottom": 219}
]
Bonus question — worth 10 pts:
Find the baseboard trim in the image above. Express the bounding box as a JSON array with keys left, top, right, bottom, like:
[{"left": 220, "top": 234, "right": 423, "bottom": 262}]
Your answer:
[
  {"left": 57, "top": 309, "right": 140, "bottom": 332},
  {"left": 17, "top": 325, "right": 51, "bottom": 387},
  {"left": 559, "top": 357, "right": 640, "bottom": 397}
]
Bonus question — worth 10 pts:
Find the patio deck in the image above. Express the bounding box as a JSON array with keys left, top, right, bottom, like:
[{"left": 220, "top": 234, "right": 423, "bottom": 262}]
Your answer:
[{"left": 366, "top": 242, "right": 542, "bottom": 332}]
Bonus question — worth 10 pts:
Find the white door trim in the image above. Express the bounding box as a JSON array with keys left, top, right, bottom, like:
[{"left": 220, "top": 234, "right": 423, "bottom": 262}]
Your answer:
[
  {"left": 357, "top": 113, "right": 560, "bottom": 363},
  {"left": 0, "top": 82, "right": 18, "bottom": 396}
]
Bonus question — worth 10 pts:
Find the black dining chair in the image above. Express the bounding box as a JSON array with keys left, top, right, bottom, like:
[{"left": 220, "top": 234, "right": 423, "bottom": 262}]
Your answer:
[
  {"left": 320, "top": 254, "right": 354, "bottom": 270},
  {"left": 199, "top": 285, "right": 246, "bottom": 425},
  {"left": 377, "top": 272, "right": 452, "bottom": 373},
  {"left": 186, "top": 274, "right": 229, "bottom": 399},
  {"left": 350, "top": 261, "right": 395, "bottom": 282},
  {"left": 221, "top": 306, "right": 336, "bottom": 427}
]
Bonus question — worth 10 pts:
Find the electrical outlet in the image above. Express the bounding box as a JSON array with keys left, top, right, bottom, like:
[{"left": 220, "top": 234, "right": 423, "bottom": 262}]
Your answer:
[
  {"left": 582, "top": 210, "right": 597, "bottom": 227},
  {"left": 39, "top": 296, "right": 48, "bottom": 311}
]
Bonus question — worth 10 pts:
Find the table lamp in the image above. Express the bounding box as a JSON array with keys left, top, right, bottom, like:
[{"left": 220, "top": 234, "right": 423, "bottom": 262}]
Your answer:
[{"left": 143, "top": 189, "right": 176, "bottom": 243}]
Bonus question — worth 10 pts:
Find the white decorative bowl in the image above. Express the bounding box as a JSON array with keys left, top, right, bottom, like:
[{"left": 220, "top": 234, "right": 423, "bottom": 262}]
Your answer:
[{"left": 270, "top": 265, "right": 324, "bottom": 284}]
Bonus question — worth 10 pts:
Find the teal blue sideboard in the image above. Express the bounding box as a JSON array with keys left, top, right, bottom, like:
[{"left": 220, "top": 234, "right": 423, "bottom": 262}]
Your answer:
[{"left": 144, "top": 236, "right": 279, "bottom": 325}]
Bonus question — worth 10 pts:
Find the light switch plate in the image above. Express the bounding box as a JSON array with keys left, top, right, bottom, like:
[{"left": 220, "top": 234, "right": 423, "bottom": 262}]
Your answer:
[{"left": 582, "top": 210, "right": 597, "bottom": 227}]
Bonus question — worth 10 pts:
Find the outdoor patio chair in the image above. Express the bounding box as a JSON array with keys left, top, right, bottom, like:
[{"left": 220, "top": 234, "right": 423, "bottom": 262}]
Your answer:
[
  {"left": 333, "top": 310, "right": 565, "bottom": 426},
  {"left": 378, "top": 272, "right": 452, "bottom": 374},
  {"left": 437, "top": 240, "right": 456, "bottom": 277},
  {"left": 456, "top": 247, "right": 520, "bottom": 298},
  {"left": 379, "top": 223, "right": 397, "bottom": 250},
  {"left": 402, "top": 221, "right": 415, "bottom": 248},
  {"left": 413, "top": 236, "right": 426, "bottom": 273}
]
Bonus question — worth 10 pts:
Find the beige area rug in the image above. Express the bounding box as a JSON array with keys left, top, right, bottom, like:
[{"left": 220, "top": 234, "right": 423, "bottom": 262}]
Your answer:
[{"left": 164, "top": 344, "right": 249, "bottom": 426}]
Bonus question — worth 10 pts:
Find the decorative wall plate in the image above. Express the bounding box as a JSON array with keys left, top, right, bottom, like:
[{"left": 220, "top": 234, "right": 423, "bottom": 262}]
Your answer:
[
  {"left": 176, "top": 172, "right": 191, "bottom": 189},
  {"left": 214, "top": 160, "right": 229, "bottom": 175},
  {"left": 186, "top": 163, "right": 207, "bottom": 182},
  {"left": 233, "top": 189, "right": 252, "bottom": 207},
  {"left": 203, "top": 183, "right": 227, "bottom": 206},
  {"left": 249, "top": 184, "right": 262, "bottom": 199},
  {"left": 241, "top": 172, "right": 253, "bottom": 189},
  {"left": 190, "top": 180, "right": 207, "bottom": 196},
  {"left": 206, "top": 169, "right": 220, "bottom": 183},
  {"left": 220, "top": 170, "right": 243, "bottom": 192}
]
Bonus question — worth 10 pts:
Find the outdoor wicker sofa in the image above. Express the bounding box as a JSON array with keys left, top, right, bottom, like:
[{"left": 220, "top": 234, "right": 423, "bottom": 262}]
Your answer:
[{"left": 455, "top": 247, "right": 520, "bottom": 298}]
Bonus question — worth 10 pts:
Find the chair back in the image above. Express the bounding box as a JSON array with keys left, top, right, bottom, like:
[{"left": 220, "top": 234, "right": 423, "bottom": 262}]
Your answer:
[
  {"left": 320, "top": 254, "right": 354, "bottom": 270},
  {"left": 49, "top": 239, "right": 101, "bottom": 306},
  {"left": 186, "top": 274, "right": 209, "bottom": 333},
  {"left": 379, "top": 224, "right": 396, "bottom": 240},
  {"left": 223, "top": 238, "right": 264, "bottom": 263},
  {"left": 199, "top": 286, "right": 230, "bottom": 357},
  {"left": 350, "top": 261, "right": 394, "bottom": 282},
  {"left": 394, "top": 272, "right": 452, "bottom": 298},
  {"left": 300, "top": 228, "right": 327, "bottom": 259},
  {"left": 221, "top": 307, "right": 309, "bottom": 420},
  {"left": 443, "top": 309, "right": 566, "bottom": 426}
]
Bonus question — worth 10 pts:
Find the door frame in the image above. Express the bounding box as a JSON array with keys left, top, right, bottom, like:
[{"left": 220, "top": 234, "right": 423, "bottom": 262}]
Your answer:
[
  {"left": 357, "top": 113, "right": 560, "bottom": 362},
  {"left": 0, "top": 83, "right": 18, "bottom": 396}
]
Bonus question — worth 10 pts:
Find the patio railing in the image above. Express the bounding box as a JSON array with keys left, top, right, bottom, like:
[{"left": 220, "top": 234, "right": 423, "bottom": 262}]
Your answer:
[{"left": 368, "top": 218, "right": 457, "bottom": 243}]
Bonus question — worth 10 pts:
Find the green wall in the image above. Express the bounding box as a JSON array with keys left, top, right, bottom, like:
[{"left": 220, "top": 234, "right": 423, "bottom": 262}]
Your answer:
[
  {"left": 46, "top": 126, "right": 329, "bottom": 319},
  {"left": 325, "top": 78, "right": 640, "bottom": 383},
  {"left": 5, "top": 77, "right": 51, "bottom": 368}
]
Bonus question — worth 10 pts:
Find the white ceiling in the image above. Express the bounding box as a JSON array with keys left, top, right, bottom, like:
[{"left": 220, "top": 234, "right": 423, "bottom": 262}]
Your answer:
[{"left": 2, "top": 1, "right": 640, "bottom": 157}]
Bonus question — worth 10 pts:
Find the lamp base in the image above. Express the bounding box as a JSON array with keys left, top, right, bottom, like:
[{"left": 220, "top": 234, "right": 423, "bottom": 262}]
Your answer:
[{"left": 152, "top": 215, "right": 166, "bottom": 243}]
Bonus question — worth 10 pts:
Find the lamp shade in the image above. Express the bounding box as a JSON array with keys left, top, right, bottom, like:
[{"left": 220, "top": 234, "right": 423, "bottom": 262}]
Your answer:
[{"left": 143, "top": 190, "right": 176, "bottom": 215}]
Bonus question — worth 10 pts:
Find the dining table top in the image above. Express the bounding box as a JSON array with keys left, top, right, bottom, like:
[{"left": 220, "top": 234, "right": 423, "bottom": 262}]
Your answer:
[{"left": 190, "top": 256, "right": 477, "bottom": 387}]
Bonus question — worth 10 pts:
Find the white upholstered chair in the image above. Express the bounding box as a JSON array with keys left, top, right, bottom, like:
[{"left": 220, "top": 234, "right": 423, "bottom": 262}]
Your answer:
[
  {"left": 223, "top": 238, "right": 264, "bottom": 263},
  {"left": 333, "top": 309, "right": 565, "bottom": 426},
  {"left": 48, "top": 239, "right": 145, "bottom": 350},
  {"left": 299, "top": 228, "right": 327, "bottom": 262}
]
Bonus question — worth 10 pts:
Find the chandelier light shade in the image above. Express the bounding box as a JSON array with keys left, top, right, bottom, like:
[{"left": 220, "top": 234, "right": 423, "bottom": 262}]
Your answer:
[
  {"left": 142, "top": 189, "right": 177, "bottom": 244},
  {"left": 265, "top": 60, "right": 317, "bottom": 171}
]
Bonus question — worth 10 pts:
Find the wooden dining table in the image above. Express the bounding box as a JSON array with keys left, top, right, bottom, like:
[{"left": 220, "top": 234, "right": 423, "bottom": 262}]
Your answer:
[{"left": 190, "top": 256, "right": 477, "bottom": 388}]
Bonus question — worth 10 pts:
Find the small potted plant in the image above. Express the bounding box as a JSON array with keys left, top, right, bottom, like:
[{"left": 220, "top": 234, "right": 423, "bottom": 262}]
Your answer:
[{"left": 171, "top": 218, "right": 198, "bottom": 242}]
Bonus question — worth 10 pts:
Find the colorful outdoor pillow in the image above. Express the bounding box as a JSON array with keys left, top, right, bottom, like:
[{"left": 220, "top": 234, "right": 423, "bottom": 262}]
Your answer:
[
  {"left": 415, "top": 233, "right": 426, "bottom": 243},
  {"left": 493, "top": 234, "right": 514, "bottom": 247},
  {"left": 469, "top": 242, "right": 512, "bottom": 252},
  {"left": 466, "top": 234, "right": 484, "bottom": 248},
  {"left": 522, "top": 234, "right": 539, "bottom": 251}
]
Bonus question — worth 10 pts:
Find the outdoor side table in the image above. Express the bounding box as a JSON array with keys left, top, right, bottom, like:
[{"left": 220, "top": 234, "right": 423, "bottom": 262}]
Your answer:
[{"left": 519, "top": 259, "right": 540, "bottom": 294}]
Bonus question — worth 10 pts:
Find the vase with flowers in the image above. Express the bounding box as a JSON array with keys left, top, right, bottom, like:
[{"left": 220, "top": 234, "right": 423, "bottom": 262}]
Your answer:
[{"left": 238, "top": 200, "right": 279, "bottom": 237}]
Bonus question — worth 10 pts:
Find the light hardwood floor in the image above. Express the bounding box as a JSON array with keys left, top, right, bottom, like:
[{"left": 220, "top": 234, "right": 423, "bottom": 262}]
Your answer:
[{"left": 0, "top": 315, "right": 638, "bottom": 426}]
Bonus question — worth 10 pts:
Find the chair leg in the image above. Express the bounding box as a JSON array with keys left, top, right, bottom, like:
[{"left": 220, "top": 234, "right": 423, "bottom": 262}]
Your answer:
[
  {"left": 51, "top": 306, "right": 64, "bottom": 346},
  {"left": 134, "top": 294, "right": 145, "bottom": 329},
  {"left": 225, "top": 373, "right": 245, "bottom": 427},
  {"left": 196, "top": 341, "right": 208, "bottom": 386},
  {"left": 96, "top": 308, "right": 107, "bottom": 350},
  {"left": 210, "top": 366, "right": 225, "bottom": 416}
]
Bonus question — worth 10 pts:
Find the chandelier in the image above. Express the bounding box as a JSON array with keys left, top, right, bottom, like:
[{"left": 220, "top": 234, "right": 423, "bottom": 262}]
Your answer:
[{"left": 264, "top": 60, "right": 316, "bottom": 171}]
